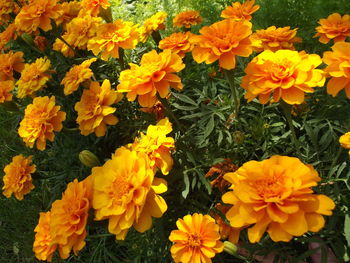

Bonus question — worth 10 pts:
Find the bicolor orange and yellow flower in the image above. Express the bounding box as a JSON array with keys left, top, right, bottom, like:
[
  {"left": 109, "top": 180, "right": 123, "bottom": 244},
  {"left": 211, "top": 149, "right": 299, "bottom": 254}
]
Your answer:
[
  {"left": 315, "top": 13, "right": 350, "bottom": 44},
  {"left": 159, "top": 32, "right": 194, "bottom": 58},
  {"left": 172, "top": 10, "right": 202, "bottom": 28},
  {"left": 221, "top": 0, "right": 260, "bottom": 21},
  {"left": 139, "top": 11, "right": 167, "bottom": 42}
]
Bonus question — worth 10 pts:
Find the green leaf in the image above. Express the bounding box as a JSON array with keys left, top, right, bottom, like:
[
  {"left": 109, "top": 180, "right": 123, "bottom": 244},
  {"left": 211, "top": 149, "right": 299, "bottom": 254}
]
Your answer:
[
  {"left": 345, "top": 215, "right": 350, "bottom": 248},
  {"left": 182, "top": 171, "right": 190, "bottom": 199},
  {"left": 203, "top": 115, "right": 215, "bottom": 139},
  {"left": 172, "top": 92, "right": 198, "bottom": 106}
]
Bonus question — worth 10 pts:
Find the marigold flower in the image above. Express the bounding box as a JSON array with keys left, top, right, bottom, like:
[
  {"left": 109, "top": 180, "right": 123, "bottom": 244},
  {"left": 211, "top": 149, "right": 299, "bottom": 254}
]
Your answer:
[
  {"left": 61, "top": 58, "right": 97, "bottom": 95},
  {"left": 16, "top": 57, "right": 52, "bottom": 99},
  {"left": 172, "top": 10, "right": 202, "bottom": 28},
  {"left": 18, "top": 96, "right": 66, "bottom": 151},
  {"left": 56, "top": 1, "right": 81, "bottom": 27},
  {"left": 0, "top": 80, "right": 14, "bottom": 103},
  {"left": 222, "top": 156, "right": 335, "bottom": 243},
  {"left": 315, "top": 13, "right": 350, "bottom": 44},
  {"left": 0, "top": 0, "right": 15, "bottom": 23},
  {"left": 221, "top": 0, "right": 260, "bottom": 21},
  {"left": 81, "top": 0, "right": 110, "bottom": 17},
  {"left": 323, "top": 42, "right": 350, "bottom": 98},
  {"left": 87, "top": 20, "right": 139, "bottom": 61},
  {"left": 169, "top": 213, "right": 224, "bottom": 263},
  {"left": 0, "top": 23, "right": 17, "bottom": 51},
  {"left": 33, "top": 212, "right": 57, "bottom": 262},
  {"left": 0, "top": 51, "right": 25, "bottom": 81},
  {"left": 75, "top": 79, "right": 122, "bottom": 137},
  {"left": 250, "top": 26, "right": 302, "bottom": 52},
  {"left": 159, "top": 32, "right": 194, "bottom": 58},
  {"left": 241, "top": 50, "right": 325, "bottom": 104},
  {"left": 34, "top": 36, "right": 48, "bottom": 51},
  {"left": 139, "top": 11, "right": 167, "bottom": 43},
  {"left": 191, "top": 19, "right": 253, "bottom": 70},
  {"left": 118, "top": 49, "right": 185, "bottom": 107},
  {"left": 339, "top": 132, "right": 350, "bottom": 154},
  {"left": 140, "top": 100, "right": 166, "bottom": 121},
  {"left": 52, "top": 38, "right": 75, "bottom": 57},
  {"left": 2, "top": 154, "right": 36, "bottom": 200},
  {"left": 92, "top": 147, "right": 168, "bottom": 240}
]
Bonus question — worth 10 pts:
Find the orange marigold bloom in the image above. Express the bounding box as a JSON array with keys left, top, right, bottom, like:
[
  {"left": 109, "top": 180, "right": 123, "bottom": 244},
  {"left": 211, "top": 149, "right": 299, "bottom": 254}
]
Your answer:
[
  {"left": 75, "top": 79, "right": 122, "bottom": 137},
  {"left": 169, "top": 213, "right": 224, "bottom": 263},
  {"left": 52, "top": 38, "right": 75, "bottom": 57},
  {"left": 18, "top": 96, "right": 66, "bottom": 151},
  {"left": 339, "top": 132, "right": 350, "bottom": 155},
  {"left": 159, "top": 32, "right": 194, "bottom": 58},
  {"left": 315, "top": 13, "right": 350, "bottom": 44},
  {"left": 81, "top": 0, "right": 110, "bottom": 16},
  {"left": 33, "top": 212, "right": 57, "bottom": 262},
  {"left": 56, "top": 1, "right": 81, "bottom": 27},
  {"left": 323, "top": 42, "right": 350, "bottom": 98},
  {"left": 0, "top": 23, "right": 17, "bottom": 51},
  {"left": 16, "top": 57, "right": 52, "bottom": 99},
  {"left": 87, "top": 20, "right": 139, "bottom": 61},
  {"left": 139, "top": 11, "right": 167, "bottom": 43},
  {"left": 0, "top": 0, "right": 15, "bottom": 23},
  {"left": 117, "top": 49, "right": 185, "bottom": 107},
  {"left": 172, "top": 10, "right": 202, "bottom": 28},
  {"left": 0, "top": 80, "right": 14, "bottom": 103},
  {"left": 191, "top": 19, "right": 253, "bottom": 70},
  {"left": 222, "top": 156, "right": 336, "bottom": 243},
  {"left": 242, "top": 50, "right": 325, "bottom": 105},
  {"left": 0, "top": 51, "right": 25, "bottom": 81},
  {"left": 61, "top": 58, "right": 97, "bottom": 95},
  {"left": 92, "top": 147, "right": 168, "bottom": 240},
  {"left": 250, "top": 26, "right": 302, "bottom": 52},
  {"left": 2, "top": 154, "right": 36, "bottom": 200},
  {"left": 14, "top": 0, "right": 61, "bottom": 34},
  {"left": 221, "top": 0, "right": 260, "bottom": 21},
  {"left": 50, "top": 178, "right": 92, "bottom": 259}
]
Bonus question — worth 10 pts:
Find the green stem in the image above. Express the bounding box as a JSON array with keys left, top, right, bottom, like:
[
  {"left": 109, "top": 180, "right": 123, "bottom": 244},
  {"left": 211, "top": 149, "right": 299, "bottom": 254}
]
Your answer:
[
  {"left": 224, "top": 69, "right": 240, "bottom": 120},
  {"left": 118, "top": 48, "right": 126, "bottom": 71},
  {"left": 158, "top": 96, "right": 185, "bottom": 133},
  {"left": 57, "top": 35, "right": 75, "bottom": 54},
  {"left": 151, "top": 31, "right": 162, "bottom": 47}
]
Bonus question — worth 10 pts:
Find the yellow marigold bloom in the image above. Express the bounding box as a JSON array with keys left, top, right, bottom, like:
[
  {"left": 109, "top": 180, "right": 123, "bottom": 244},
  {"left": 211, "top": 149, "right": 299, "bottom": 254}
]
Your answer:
[
  {"left": 221, "top": 0, "right": 260, "bottom": 21},
  {"left": 172, "top": 10, "right": 203, "bottom": 28},
  {"left": 61, "top": 58, "right": 97, "bottom": 95},
  {"left": 87, "top": 20, "right": 139, "bottom": 61},
  {"left": 0, "top": 80, "right": 14, "bottom": 103},
  {"left": 50, "top": 178, "right": 92, "bottom": 259},
  {"left": 81, "top": 0, "right": 110, "bottom": 17},
  {"left": 18, "top": 96, "right": 66, "bottom": 151},
  {"left": 14, "top": 0, "right": 61, "bottom": 34},
  {"left": 33, "top": 212, "right": 57, "bottom": 262},
  {"left": 242, "top": 50, "right": 325, "bottom": 105},
  {"left": 117, "top": 49, "right": 185, "bottom": 107},
  {"left": 323, "top": 42, "right": 350, "bottom": 98},
  {"left": 56, "top": 1, "right": 81, "bottom": 27},
  {"left": 0, "top": 23, "right": 17, "bottom": 51},
  {"left": 315, "top": 13, "right": 350, "bottom": 44},
  {"left": 52, "top": 38, "right": 75, "bottom": 57},
  {"left": 92, "top": 147, "right": 168, "bottom": 240},
  {"left": 0, "top": 51, "right": 25, "bottom": 81},
  {"left": 339, "top": 132, "right": 350, "bottom": 155},
  {"left": 2, "top": 154, "right": 36, "bottom": 200},
  {"left": 139, "top": 11, "right": 167, "bottom": 43},
  {"left": 250, "top": 26, "right": 302, "bottom": 52},
  {"left": 16, "top": 57, "right": 52, "bottom": 99},
  {"left": 75, "top": 79, "right": 122, "bottom": 137},
  {"left": 169, "top": 213, "right": 224, "bottom": 263},
  {"left": 0, "top": 0, "right": 15, "bottom": 23},
  {"left": 159, "top": 32, "right": 194, "bottom": 58},
  {"left": 191, "top": 19, "right": 253, "bottom": 70},
  {"left": 131, "top": 118, "right": 174, "bottom": 175},
  {"left": 222, "top": 156, "right": 336, "bottom": 243}
]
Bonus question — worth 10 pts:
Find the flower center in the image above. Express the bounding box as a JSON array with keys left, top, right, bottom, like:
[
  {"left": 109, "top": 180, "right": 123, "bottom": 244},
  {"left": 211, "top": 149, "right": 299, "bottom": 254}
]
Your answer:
[
  {"left": 188, "top": 233, "right": 201, "bottom": 247},
  {"left": 111, "top": 174, "right": 132, "bottom": 200},
  {"left": 253, "top": 168, "right": 286, "bottom": 201}
]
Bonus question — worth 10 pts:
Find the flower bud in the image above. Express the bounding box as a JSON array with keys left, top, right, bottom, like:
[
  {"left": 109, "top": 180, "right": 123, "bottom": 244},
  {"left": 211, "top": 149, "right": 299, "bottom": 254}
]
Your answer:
[
  {"left": 79, "top": 150, "right": 100, "bottom": 168},
  {"left": 223, "top": 241, "right": 237, "bottom": 255}
]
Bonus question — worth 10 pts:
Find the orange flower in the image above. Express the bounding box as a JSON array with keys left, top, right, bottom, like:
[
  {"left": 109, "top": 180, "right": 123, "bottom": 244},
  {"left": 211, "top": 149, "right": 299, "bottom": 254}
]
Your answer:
[
  {"left": 0, "top": 80, "right": 14, "bottom": 103},
  {"left": 61, "top": 58, "right": 97, "bottom": 95},
  {"left": 14, "top": 0, "right": 61, "bottom": 34},
  {"left": 250, "top": 26, "right": 302, "bottom": 52},
  {"left": 222, "top": 156, "right": 335, "bottom": 243},
  {"left": 159, "top": 32, "right": 194, "bottom": 58},
  {"left": 50, "top": 178, "right": 92, "bottom": 259},
  {"left": 0, "top": 23, "right": 17, "bottom": 51},
  {"left": 117, "top": 49, "right": 185, "bottom": 107},
  {"left": 241, "top": 50, "right": 325, "bottom": 104},
  {"left": 191, "top": 19, "right": 253, "bottom": 70},
  {"left": 139, "top": 11, "right": 167, "bottom": 42},
  {"left": 92, "top": 147, "right": 168, "bottom": 240},
  {"left": 315, "top": 13, "right": 350, "bottom": 44},
  {"left": 172, "top": 10, "right": 202, "bottom": 28},
  {"left": 0, "top": 0, "right": 16, "bottom": 23},
  {"left": 75, "top": 79, "right": 122, "bottom": 137},
  {"left": 18, "top": 96, "right": 66, "bottom": 151},
  {"left": 339, "top": 132, "right": 350, "bottom": 154},
  {"left": 323, "top": 42, "right": 350, "bottom": 98},
  {"left": 221, "top": 0, "right": 260, "bottom": 21},
  {"left": 0, "top": 51, "right": 25, "bottom": 81},
  {"left": 56, "top": 1, "right": 81, "bottom": 27},
  {"left": 34, "top": 36, "right": 48, "bottom": 51},
  {"left": 87, "top": 20, "right": 139, "bottom": 60},
  {"left": 33, "top": 212, "right": 57, "bottom": 262},
  {"left": 16, "top": 57, "right": 52, "bottom": 98},
  {"left": 169, "top": 213, "right": 224, "bottom": 263},
  {"left": 52, "top": 38, "right": 75, "bottom": 57},
  {"left": 81, "top": 0, "right": 110, "bottom": 16}
]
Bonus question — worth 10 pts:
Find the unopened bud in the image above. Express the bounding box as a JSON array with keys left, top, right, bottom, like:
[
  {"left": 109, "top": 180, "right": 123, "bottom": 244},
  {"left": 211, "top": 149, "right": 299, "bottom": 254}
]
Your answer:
[
  {"left": 223, "top": 241, "right": 237, "bottom": 255},
  {"left": 79, "top": 150, "right": 100, "bottom": 168}
]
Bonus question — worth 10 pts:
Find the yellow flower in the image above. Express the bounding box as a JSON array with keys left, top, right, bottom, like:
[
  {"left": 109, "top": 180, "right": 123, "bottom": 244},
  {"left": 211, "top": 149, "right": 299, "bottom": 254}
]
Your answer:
[
  {"left": 0, "top": 23, "right": 17, "bottom": 51},
  {"left": 315, "top": 13, "right": 350, "bottom": 44},
  {"left": 339, "top": 132, "right": 350, "bottom": 155},
  {"left": 75, "top": 79, "right": 122, "bottom": 137},
  {"left": 159, "top": 32, "right": 194, "bottom": 58},
  {"left": 222, "top": 156, "right": 335, "bottom": 243},
  {"left": 52, "top": 38, "right": 75, "bottom": 57},
  {"left": 323, "top": 42, "right": 350, "bottom": 98},
  {"left": 172, "top": 10, "right": 202, "bottom": 28},
  {"left": 139, "top": 11, "right": 167, "bottom": 43},
  {"left": 0, "top": 80, "right": 14, "bottom": 103},
  {"left": 221, "top": 0, "right": 260, "bottom": 21},
  {"left": 92, "top": 147, "right": 168, "bottom": 240},
  {"left": 87, "top": 20, "right": 139, "bottom": 61},
  {"left": 33, "top": 212, "right": 57, "bottom": 262},
  {"left": 169, "top": 213, "right": 224, "bottom": 263},
  {"left": 117, "top": 49, "right": 185, "bottom": 107},
  {"left": 0, "top": 51, "right": 25, "bottom": 81},
  {"left": 81, "top": 0, "right": 110, "bottom": 17},
  {"left": 16, "top": 57, "right": 52, "bottom": 99},
  {"left": 131, "top": 118, "right": 175, "bottom": 175},
  {"left": 61, "top": 58, "right": 97, "bottom": 95},
  {"left": 18, "top": 96, "right": 66, "bottom": 151},
  {"left": 191, "top": 19, "right": 253, "bottom": 70},
  {"left": 241, "top": 50, "right": 325, "bottom": 104},
  {"left": 2, "top": 154, "right": 36, "bottom": 200}
]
